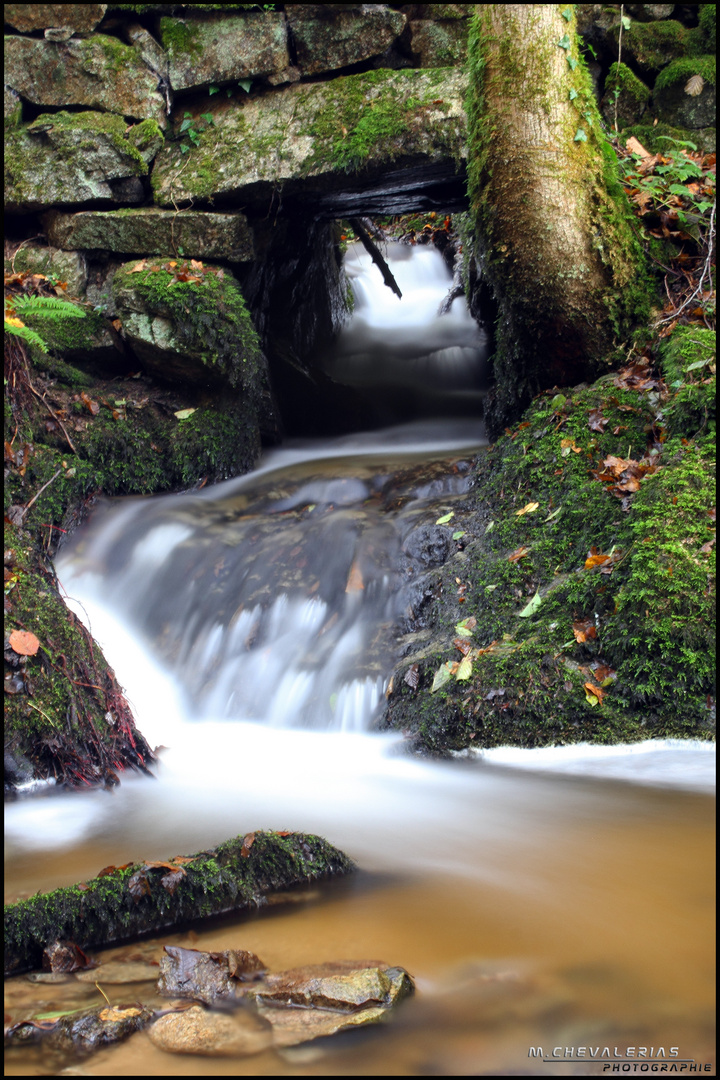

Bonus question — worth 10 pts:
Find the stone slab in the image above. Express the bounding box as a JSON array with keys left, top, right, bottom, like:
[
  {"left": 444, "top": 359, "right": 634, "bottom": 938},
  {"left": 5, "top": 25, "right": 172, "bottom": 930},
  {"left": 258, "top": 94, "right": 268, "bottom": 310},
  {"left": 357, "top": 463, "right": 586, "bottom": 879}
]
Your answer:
[{"left": 159, "top": 12, "right": 288, "bottom": 91}]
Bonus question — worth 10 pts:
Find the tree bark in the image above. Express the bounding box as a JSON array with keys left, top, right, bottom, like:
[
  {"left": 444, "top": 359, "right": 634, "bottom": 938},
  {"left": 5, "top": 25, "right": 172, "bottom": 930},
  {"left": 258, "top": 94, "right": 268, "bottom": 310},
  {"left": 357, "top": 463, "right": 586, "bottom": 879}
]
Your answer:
[
  {"left": 467, "top": 4, "right": 650, "bottom": 433},
  {"left": 4, "top": 831, "right": 354, "bottom": 977}
]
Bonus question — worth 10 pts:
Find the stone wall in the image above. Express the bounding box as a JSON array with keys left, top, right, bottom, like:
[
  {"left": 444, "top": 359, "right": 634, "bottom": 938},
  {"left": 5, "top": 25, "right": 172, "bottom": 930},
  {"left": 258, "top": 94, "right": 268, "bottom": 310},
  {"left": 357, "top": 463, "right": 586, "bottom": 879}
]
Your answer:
[{"left": 4, "top": 3, "right": 473, "bottom": 426}]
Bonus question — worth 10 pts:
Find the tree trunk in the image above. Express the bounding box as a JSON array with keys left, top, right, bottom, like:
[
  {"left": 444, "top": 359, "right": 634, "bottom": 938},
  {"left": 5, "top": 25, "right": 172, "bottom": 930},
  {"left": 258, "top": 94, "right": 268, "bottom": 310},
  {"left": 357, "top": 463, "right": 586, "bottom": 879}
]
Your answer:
[
  {"left": 467, "top": 4, "right": 650, "bottom": 433},
  {"left": 4, "top": 831, "right": 354, "bottom": 977}
]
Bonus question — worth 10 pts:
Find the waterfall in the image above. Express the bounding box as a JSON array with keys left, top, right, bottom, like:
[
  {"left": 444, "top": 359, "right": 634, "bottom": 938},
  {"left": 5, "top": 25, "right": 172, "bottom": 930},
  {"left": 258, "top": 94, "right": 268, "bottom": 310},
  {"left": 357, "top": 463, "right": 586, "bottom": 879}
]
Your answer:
[{"left": 56, "top": 242, "right": 488, "bottom": 734}]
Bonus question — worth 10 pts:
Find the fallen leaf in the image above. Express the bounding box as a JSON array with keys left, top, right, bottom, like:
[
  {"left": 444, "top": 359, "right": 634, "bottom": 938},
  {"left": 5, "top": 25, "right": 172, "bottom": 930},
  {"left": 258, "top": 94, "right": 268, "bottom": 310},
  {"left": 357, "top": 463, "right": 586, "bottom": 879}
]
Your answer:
[
  {"left": 584, "top": 682, "right": 605, "bottom": 705},
  {"left": 8, "top": 629, "right": 40, "bottom": 656},
  {"left": 436, "top": 511, "right": 454, "bottom": 525},
  {"left": 430, "top": 662, "right": 456, "bottom": 693},
  {"left": 584, "top": 547, "right": 612, "bottom": 570},
  {"left": 626, "top": 136, "right": 651, "bottom": 158},
  {"left": 240, "top": 832, "right": 255, "bottom": 858},
  {"left": 345, "top": 559, "right": 364, "bottom": 593},
  {"left": 515, "top": 502, "right": 539, "bottom": 516},
  {"left": 572, "top": 618, "right": 598, "bottom": 642},
  {"left": 80, "top": 392, "right": 100, "bottom": 416},
  {"left": 99, "top": 1006, "right": 143, "bottom": 1022},
  {"left": 588, "top": 409, "right": 608, "bottom": 433},
  {"left": 454, "top": 637, "right": 473, "bottom": 655},
  {"left": 455, "top": 655, "right": 473, "bottom": 681},
  {"left": 544, "top": 506, "right": 562, "bottom": 523},
  {"left": 174, "top": 408, "right": 196, "bottom": 420},
  {"left": 128, "top": 260, "right": 147, "bottom": 273},
  {"left": 518, "top": 589, "right": 542, "bottom": 618},
  {"left": 454, "top": 616, "right": 477, "bottom": 637},
  {"left": 508, "top": 545, "right": 531, "bottom": 562},
  {"left": 404, "top": 664, "right": 420, "bottom": 689}
]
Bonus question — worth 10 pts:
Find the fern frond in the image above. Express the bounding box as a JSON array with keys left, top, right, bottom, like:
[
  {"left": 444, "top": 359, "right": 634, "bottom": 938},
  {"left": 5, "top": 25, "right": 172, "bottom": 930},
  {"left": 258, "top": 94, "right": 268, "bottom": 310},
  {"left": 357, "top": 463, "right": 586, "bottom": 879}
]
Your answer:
[
  {"left": 11, "top": 295, "right": 86, "bottom": 320},
  {"left": 4, "top": 320, "right": 49, "bottom": 353}
]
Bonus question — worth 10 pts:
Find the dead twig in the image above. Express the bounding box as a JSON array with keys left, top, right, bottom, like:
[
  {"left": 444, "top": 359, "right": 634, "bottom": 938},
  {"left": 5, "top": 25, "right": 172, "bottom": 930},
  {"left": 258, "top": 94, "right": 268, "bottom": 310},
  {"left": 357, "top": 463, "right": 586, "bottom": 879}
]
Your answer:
[{"left": 27, "top": 381, "right": 77, "bottom": 454}]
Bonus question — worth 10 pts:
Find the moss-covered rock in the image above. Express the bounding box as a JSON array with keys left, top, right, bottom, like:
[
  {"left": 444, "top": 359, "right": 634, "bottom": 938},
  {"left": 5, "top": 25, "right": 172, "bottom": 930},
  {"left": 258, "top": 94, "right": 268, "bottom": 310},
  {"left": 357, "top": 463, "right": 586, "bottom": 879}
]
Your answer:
[
  {"left": 654, "top": 55, "right": 717, "bottom": 129},
  {"left": 4, "top": 4, "right": 107, "bottom": 33},
  {"left": 159, "top": 10, "right": 288, "bottom": 91},
  {"left": 286, "top": 5, "right": 405, "bottom": 77},
  {"left": 3, "top": 34, "right": 166, "bottom": 124},
  {"left": 381, "top": 337, "right": 715, "bottom": 752},
  {"left": 614, "top": 19, "right": 689, "bottom": 77},
  {"left": 150, "top": 67, "right": 467, "bottom": 209},
  {"left": 4, "top": 521, "right": 155, "bottom": 793},
  {"left": 407, "top": 18, "right": 469, "bottom": 68},
  {"left": 657, "top": 326, "right": 715, "bottom": 443},
  {"left": 5, "top": 112, "right": 161, "bottom": 214},
  {"left": 112, "top": 258, "right": 265, "bottom": 395},
  {"left": 601, "top": 62, "right": 651, "bottom": 126},
  {"left": 4, "top": 244, "right": 87, "bottom": 297},
  {"left": 43, "top": 208, "right": 254, "bottom": 262}
]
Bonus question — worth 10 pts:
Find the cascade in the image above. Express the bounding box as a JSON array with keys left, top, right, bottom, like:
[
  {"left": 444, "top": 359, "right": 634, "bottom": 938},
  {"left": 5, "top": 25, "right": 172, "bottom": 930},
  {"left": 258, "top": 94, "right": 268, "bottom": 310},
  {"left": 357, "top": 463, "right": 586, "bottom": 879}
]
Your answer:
[{"left": 5, "top": 240, "right": 714, "bottom": 1079}]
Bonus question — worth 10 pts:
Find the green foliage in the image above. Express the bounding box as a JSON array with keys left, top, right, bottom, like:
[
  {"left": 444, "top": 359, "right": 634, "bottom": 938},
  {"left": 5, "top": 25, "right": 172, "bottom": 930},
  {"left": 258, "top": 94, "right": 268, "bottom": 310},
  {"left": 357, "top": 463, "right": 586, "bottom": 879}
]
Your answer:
[
  {"left": 618, "top": 136, "right": 715, "bottom": 244},
  {"left": 5, "top": 296, "right": 87, "bottom": 355}
]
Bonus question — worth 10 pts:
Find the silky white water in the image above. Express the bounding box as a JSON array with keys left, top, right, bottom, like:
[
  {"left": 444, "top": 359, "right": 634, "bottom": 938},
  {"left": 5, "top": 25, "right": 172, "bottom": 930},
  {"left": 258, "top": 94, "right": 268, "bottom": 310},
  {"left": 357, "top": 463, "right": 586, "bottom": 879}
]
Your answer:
[{"left": 4, "top": 241, "right": 715, "bottom": 1077}]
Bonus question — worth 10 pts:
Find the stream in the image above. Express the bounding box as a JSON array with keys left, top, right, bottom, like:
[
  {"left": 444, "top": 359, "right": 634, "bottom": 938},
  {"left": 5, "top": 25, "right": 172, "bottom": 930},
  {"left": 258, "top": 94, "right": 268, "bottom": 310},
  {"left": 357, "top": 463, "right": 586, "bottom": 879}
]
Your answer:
[{"left": 4, "top": 241, "right": 715, "bottom": 1076}]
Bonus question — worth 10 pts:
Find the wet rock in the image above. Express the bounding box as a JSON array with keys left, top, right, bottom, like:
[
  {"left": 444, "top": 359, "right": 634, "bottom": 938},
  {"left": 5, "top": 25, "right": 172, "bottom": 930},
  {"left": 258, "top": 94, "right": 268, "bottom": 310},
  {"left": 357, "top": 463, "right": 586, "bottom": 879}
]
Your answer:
[
  {"left": 6, "top": 1004, "right": 154, "bottom": 1053},
  {"left": 4, "top": 35, "right": 165, "bottom": 124},
  {"left": 4, "top": 4, "right": 107, "bottom": 34},
  {"left": 158, "top": 11, "right": 288, "bottom": 92},
  {"left": 75, "top": 959, "right": 159, "bottom": 984},
  {"left": 403, "top": 524, "right": 451, "bottom": 567},
  {"left": 247, "top": 959, "right": 414, "bottom": 1011},
  {"left": 148, "top": 1003, "right": 272, "bottom": 1057},
  {"left": 43, "top": 209, "right": 254, "bottom": 262},
  {"left": 286, "top": 5, "right": 406, "bottom": 77},
  {"left": 157, "top": 945, "right": 266, "bottom": 1005},
  {"left": 256, "top": 1001, "right": 395, "bottom": 1047}
]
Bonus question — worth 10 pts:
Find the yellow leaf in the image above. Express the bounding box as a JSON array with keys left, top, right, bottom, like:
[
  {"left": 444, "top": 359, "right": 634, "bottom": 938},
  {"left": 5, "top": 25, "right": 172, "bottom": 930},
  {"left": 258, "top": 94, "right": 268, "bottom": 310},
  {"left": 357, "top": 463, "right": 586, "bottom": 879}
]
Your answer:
[
  {"left": 5, "top": 316, "right": 25, "bottom": 329},
  {"left": 455, "top": 655, "right": 473, "bottom": 681},
  {"left": 174, "top": 408, "right": 196, "bottom": 420},
  {"left": 515, "top": 502, "right": 539, "bottom": 516}
]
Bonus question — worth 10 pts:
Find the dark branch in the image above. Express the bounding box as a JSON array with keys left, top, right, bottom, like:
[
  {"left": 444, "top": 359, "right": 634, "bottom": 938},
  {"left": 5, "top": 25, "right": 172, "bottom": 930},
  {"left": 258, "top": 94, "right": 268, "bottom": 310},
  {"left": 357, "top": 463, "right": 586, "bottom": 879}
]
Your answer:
[{"left": 348, "top": 217, "right": 402, "bottom": 299}]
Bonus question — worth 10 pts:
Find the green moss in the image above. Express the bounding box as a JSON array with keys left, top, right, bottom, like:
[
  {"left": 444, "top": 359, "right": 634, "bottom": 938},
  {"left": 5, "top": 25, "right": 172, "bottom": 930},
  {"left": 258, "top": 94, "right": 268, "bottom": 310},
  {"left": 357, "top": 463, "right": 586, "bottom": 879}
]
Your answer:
[
  {"left": 619, "top": 19, "right": 689, "bottom": 75},
  {"left": 605, "top": 61, "right": 651, "bottom": 104},
  {"left": 657, "top": 327, "right": 716, "bottom": 443},
  {"left": 30, "top": 110, "right": 152, "bottom": 173},
  {"left": 4, "top": 831, "right": 354, "bottom": 976},
  {"left": 698, "top": 4, "right": 716, "bottom": 51},
  {"left": 654, "top": 54, "right": 717, "bottom": 92},
  {"left": 112, "top": 262, "right": 263, "bottom": 393},
  {"left": 159, "top": 16, "right": 204, "bottom": 60},
  {"left": 619, "top": 121, "right": 716, "bottom": 154},
  {"left": 383, "top": 358, "right": 715, "bottom": 751},
  {"left": 23, "top": 307, "right": 105, "bottom": 354},
  {"left": 4, "top": 522, "right": 155, "bottom": 787}
]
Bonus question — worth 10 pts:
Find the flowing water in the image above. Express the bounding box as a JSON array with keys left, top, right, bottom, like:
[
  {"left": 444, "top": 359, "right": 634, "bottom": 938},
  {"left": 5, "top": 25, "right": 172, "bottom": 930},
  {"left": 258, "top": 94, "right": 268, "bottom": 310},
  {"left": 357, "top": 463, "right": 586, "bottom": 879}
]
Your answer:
[{"left": 4, "top": 243, "right": 715, "bottom": 1076}]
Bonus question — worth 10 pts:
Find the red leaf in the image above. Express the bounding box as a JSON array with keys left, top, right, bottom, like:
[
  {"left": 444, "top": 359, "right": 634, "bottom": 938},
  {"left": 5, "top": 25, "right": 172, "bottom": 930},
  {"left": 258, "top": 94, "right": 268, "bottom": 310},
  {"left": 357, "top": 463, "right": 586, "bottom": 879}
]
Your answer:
[
  {"left": 508, "top": 545, "right": 531, "bottom": 563},
  {"left": 573, "top": 619, "right": 598, "bottom": 643}
]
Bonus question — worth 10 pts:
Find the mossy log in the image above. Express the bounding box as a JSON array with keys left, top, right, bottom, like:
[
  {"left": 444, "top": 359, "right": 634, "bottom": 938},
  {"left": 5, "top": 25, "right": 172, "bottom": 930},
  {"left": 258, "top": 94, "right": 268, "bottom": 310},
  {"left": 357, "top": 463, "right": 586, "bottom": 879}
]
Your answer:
[{"left": 4, "top": 831, "right": 355, "bottom": 977}]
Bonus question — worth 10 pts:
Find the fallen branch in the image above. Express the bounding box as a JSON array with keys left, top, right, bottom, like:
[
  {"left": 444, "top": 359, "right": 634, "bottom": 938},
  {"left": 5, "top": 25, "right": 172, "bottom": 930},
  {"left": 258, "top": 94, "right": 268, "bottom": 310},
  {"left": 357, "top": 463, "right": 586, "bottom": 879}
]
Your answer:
[
  {"left": 27, "top": 380, "right": 77, "bottom": 454},
  {"left": 4, "top": 831, "right": 355, "bottom": 976},
  {"left": 348, "top": 217, "right": 402, "bottom": 299}
]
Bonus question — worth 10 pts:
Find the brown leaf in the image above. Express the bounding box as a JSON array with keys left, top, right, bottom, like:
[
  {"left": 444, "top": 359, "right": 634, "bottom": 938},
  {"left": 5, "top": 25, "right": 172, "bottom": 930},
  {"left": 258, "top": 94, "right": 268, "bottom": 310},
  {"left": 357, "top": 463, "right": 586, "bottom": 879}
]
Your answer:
[
  {"left": 588, "top": 409, "right": 608, "bottom": 433},
  {"left": 43, "top": 940, "right": 91, "bottom": 973},
  {"left": 453, "top": 637, "right": 473, "bottom": 655},
  {"left": 404, "top": 663, "right": 420, "bottom": 689},
  {"left": 584, "top": 682, "right": 606, "bottom": 705},
  {"left": 240, "top": 832, "right": 255, "bottom": 858},
  {"left": 128, "top": 260, "right": 147, "bottom": 273},
  {"left": 573, "top": 619, "right": 597, "bottom": 643},
  {"left": 127, "top": 869, "right": 151, "bottom": 900},
  {"left": 190, "top": 259, "right": 204, "bottom": 271},
  {"left": 160, "top": 868, "right": 185, "bottom": 895},
  {"left": 8, "top": 629, "right": 40, "bottom": 656},
  {"left": 80, "top": 392, "right": 100, "bottom": 417},
  {"left": 508, "top": 545, "right": 531, "bottom": 562},
  {"left": 345, "top": 559, "right": 364, "bottom": 593},
  {"left": 591, "top": 661, "right": 617, "bottom": 684},
  {"left": 626, "top": 136, "right": 651, "bottom": 158}
]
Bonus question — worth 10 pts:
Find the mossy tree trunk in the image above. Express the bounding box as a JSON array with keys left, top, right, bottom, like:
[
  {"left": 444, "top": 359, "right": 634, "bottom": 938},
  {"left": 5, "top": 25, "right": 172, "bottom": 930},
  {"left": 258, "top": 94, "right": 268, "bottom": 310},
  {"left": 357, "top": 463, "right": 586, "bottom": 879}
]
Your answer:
[{"left": 467, "top": 4, "right": 651, "bottom": 433}]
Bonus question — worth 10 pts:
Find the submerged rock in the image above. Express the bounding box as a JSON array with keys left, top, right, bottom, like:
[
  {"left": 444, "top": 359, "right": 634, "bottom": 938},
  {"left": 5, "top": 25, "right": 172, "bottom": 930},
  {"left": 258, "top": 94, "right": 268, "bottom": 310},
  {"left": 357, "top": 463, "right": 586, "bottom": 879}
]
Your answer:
[{"left": 148, "top": 1003, "right": 272, "bottom": 1057}]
